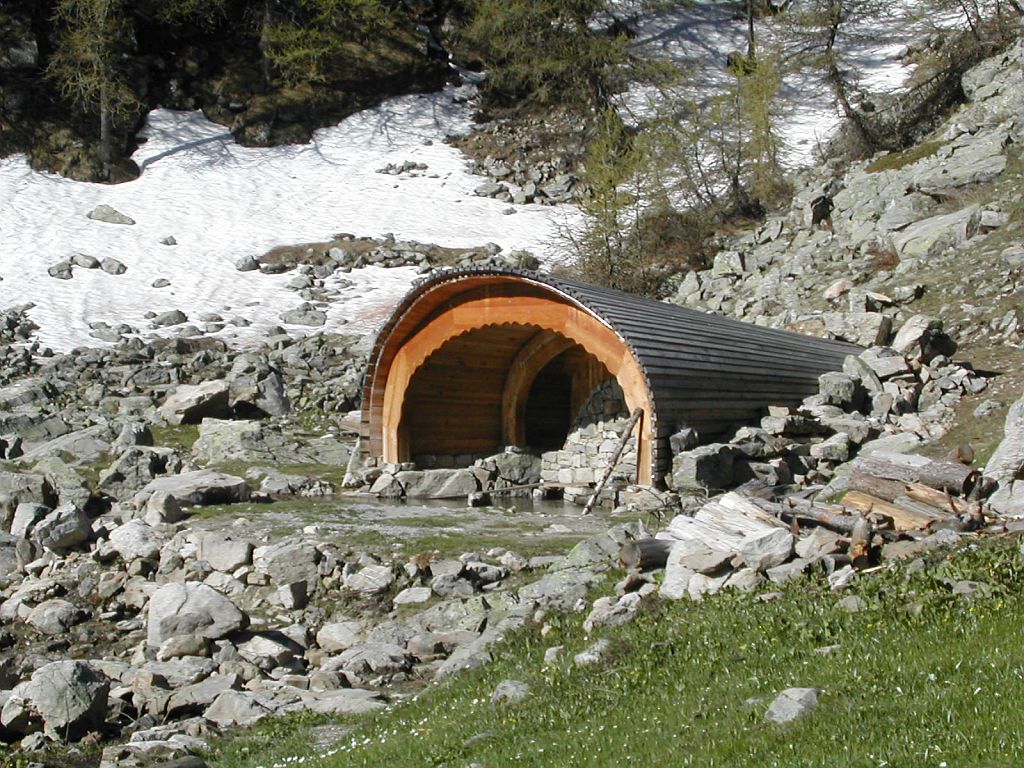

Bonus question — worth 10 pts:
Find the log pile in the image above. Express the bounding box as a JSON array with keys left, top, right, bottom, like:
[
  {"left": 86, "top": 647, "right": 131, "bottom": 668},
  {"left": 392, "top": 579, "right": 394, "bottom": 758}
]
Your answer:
[{"left": 623, "top": 444, "right": 1002, "bottom": 600}]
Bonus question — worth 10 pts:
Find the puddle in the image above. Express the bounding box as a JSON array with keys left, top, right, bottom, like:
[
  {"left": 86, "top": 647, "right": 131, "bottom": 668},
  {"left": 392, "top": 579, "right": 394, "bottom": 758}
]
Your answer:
[{"left": 185, "top": 494, "right": 638, "bottom": 558}]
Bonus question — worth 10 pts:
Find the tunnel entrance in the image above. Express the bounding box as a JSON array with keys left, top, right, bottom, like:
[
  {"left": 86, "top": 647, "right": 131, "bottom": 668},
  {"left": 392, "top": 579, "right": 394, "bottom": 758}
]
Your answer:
[{"left": 401, "top": 325, "right": 614, "bottom": 466}]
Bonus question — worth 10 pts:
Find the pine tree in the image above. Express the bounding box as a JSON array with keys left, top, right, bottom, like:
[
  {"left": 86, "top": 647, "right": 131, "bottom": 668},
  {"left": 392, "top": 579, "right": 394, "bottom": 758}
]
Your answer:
[
  {"left": 462, "top": 0, "right": 629, "bottom": 112},
  {"left": 47, "top": 0, "right": 140, "bottom": 176},
  {"left": 260, "top": 0, "right": 395, "bottom": 85}
]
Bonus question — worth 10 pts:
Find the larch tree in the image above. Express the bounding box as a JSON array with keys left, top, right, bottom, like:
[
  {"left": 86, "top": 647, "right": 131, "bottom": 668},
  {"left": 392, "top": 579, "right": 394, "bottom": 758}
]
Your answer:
[{"left": 47, "top": 0, "right": 140, "bottom": 176}]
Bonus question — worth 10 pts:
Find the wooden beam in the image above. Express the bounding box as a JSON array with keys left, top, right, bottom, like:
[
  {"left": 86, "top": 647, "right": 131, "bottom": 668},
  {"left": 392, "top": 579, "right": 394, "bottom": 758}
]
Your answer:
[{"left": 500, "top": 329, "right": 575, "bottom": 446}]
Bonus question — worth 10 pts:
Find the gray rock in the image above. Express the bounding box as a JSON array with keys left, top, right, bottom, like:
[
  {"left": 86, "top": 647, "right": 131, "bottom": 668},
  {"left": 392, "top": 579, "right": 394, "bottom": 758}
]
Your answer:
[
  {"left": 147, "top": 582, "right": 248, "bottom": 647},
  {"left": 395, "top": 468, "right": 478, "bottom": 499},
  {"left": 27, "top": 599, "right": 87, "bottom": 635},
  {"left": 518, "top": 569, "right": 597, "bottom": 611},
  {"left": 316, "top": 621, "right": 363, "bottom": 653},
  {"left": 198, "top": 533, "right": 253, "bottom": 573},
  {"left": 144, "top": 491, "right": 185, "bottom": 525},
  {"left": 582, "top": 592, "right": 642, "bottom": 633},
  {"left": 660, "top": 545, "right": 696, "bottom": 601},
  {"left": 765, "top": 687, "right": 820, "bottom": 724},
  {"left": 165, "top": 673, "right": 240, "bottom": 718},
  {"left": 33, "top": 503, "right": 90, "bottom": 552},
  {"left": 893, "top": 205, "right": 980, "bottom": 258},
  {"left": 393, "top": 586, "right": 432, "bottom": 605},
  {"left": 23, "top": 660, "right": 110, "bottom": 740},
  {"left": 137, "top": 470, "right": 251, "bottom": 506},
  {"left": 88, "top": 204, "right": 135, "bottom": 225},
  {"left": 10, "top": 502, "right": 48, "bottom": 539},
  {"left": 822, "top": 312, "right": 892, "bottom": 347},
  {"left": 101, "top": 257, "right": 127, "bottom": 275},
  {"left": 984, "top": 392, "right": 1024, "bottom": 516},
  {"left": 204, "top": 690, "right": 274, "bottom": 727},
  {"left": 328, "top": 643, "right": 411, "bottom": 677},
  {"left": 573, "top": 638, "right": 611, "bottom": 667},
  {"left": 817, "top": 372, "right": 858, "bottom": 407},
  {"left": 280, "top": 305, "right": 327, "bottom": 326},
  {"left": 298, "top": 688, "right": 386, "bottom": 716},
  {"left": 227, "top": 354, "right": 290, "bottom": 417},
  {"left": 236, "top": 633, "right": 299, "bottom": 670},
  {"left": 159, "top": 381, "right": 231, "bottom": 425},
  {"left": 109, "top": 519, "right": 165, "bottom": 561},
  {"left": 152, "top": 310, "right": 188, "bottom": 327},
  {"left": 48, "top": 261, "right": 74, "bottom": 279},
  {"left": 491, "top": 679, "right": 530, "bottom": 706},
  {"left": 235, "top": 255, "right": 259, "bottom": 272},
  {"left": 809, "top": 433, "right": 852, "bottom": 463},
  {"left": 70, "top": 253, "right": 100, "bottom": 269},
  {"left": 253, "top": 541, "right": 320, "bottom": 586},
  {"left": 431, "top": 573, "right": 475, "bottom": 598},
  {"left": 140, "top": 657, "right": 218, "bottom": 688},
  {"left": 670, "top": 443, "right": 736, "bottom": 491},
  {"left": 344, "top": 564, "right": 394, "bottom": 594}
]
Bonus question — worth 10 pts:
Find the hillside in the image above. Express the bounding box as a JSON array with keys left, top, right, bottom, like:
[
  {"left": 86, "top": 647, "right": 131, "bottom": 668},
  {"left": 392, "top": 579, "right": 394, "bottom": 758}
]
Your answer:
[{"left": 0, "top": 2, "right": 1023, "bottom": 767}]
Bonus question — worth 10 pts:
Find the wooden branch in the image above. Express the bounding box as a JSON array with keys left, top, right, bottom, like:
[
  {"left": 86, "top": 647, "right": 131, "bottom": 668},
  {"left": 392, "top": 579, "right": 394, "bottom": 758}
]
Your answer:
[{"left": 745, "top": 496, "right": 859, "bottom": 534}]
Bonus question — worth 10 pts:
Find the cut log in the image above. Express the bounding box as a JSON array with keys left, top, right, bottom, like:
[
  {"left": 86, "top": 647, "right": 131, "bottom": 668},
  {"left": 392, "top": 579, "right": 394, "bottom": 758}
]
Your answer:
[
  {"left": 840, "top": 490, "right": 943, "bottom": 531},
  {"left": 658, "top": 515, "right": 746, "bottom": 553},
  {"left": 902, "top": 482, "right": 969, "bottom": 514},
  {"left": 916, "top": 461, "right": 979, "bottom": 495},
  {"left": 850, "top": 453, "right": 977, "bottom": 495},
  {"left": 745, "top": 496, "right": 860, "bottom": 534},
  {"left": 848, "top": 472, "right": 907, "bottom": 502},
  {"left": 849, "top": 514, "right": 873, "bottom": 568},
  {"left": 694, "top": 491, "right": 789, "bottom": 536},
  {"left": 619, "top": 538, "right": 673, "bottom": 571}
]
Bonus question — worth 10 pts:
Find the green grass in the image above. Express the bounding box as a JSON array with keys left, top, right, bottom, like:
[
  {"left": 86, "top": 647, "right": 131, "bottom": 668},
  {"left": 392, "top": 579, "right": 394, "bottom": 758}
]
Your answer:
[
  {"left": 865, "top": 140, "right": 944, "bottom": 173},
  {"left": 208, "top": 538, "right": 1024, "bottom": 768},
  {"left": 150, "top": 423, "right": 201, "bottom": 453}
]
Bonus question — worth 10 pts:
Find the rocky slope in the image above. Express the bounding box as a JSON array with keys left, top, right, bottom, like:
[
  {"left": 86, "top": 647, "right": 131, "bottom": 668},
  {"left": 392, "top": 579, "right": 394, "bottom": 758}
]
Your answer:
[{"left": 0, "top": 29, "right": 1021, "bottom": 768}]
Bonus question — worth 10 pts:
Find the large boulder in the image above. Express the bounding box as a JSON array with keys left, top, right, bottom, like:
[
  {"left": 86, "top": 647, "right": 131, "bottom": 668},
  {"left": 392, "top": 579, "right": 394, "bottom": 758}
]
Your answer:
[
  {"left": 146, "top": 582, "right": 248, "bottom": 647},
  {"left": 33, "top": 503, "right": 90, "bottom": 552},
  {"left": 252, "top": 541, "right": 320, "bottom": 586},
  {"left": 158, "top": 381, "right": 231, "bottom": 425},
  {"left": 227, "top": 354, "right": 290, "bottom": 417},
  {"left": 893, "top": 205, "right": 981, "bottom": 259},
  {"left": 136, "top": 470, "right": 250, "bottom": 506},
  {"left": 670, "top": 444, "right": 736, "bottom": 491},
  {"left": 26, "top": 599, "right": 88, "bottom": 635},
  {"left": 108, "top": 519, "right": 165, "bottom": 562},
  {"left": 97, "top": 446, "right": 180, "bottom": 499},
  {"left": 985, "top": 393, "right": 1024, "bottom": 517},
  {"left": 198, "top": 532, "right": 253, "bottom": 572},
  {"left": 14, "top": 661, "right": 109, "bottom": 741}
]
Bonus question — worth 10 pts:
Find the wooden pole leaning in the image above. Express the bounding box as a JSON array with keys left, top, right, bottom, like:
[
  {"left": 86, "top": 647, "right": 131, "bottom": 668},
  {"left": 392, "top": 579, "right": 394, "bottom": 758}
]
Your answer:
[{"left": 582, "top": 407, "right": 643, "bottom": 516}]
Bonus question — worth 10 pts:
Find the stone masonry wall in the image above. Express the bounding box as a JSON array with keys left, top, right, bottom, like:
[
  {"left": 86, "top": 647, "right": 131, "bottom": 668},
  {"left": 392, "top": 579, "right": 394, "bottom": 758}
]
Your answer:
[{"left": 541, "top": 379, "right": 637, "bottom": 485}]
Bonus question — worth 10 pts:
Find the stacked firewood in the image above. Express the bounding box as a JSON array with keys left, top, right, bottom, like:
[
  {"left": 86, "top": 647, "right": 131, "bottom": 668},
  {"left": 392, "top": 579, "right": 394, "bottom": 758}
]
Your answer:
[{"left": 621, "top": 449, "right": 1000, "bottom": 600}]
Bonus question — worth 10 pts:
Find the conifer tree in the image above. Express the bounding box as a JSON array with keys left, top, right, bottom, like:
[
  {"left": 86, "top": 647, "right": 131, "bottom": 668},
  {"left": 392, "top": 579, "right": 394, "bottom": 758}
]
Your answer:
[{"left": 47, "top": 0, "right": 139, "bottom": 175}]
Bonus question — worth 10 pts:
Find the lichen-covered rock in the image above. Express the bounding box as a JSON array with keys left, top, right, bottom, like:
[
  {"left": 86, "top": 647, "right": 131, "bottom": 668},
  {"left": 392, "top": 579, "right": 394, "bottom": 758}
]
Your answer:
[{"left": 147, "top": 582, "right": 248, "bottom": 647}]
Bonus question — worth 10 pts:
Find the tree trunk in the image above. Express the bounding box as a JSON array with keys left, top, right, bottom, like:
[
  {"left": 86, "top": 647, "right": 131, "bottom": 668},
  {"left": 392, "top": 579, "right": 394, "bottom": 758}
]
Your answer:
[
  {"left": 99, "top": 84, "right": 113, "bottom": 177},
  {"left": 746, "top": 0, "right": 757, "bottom": 60}
]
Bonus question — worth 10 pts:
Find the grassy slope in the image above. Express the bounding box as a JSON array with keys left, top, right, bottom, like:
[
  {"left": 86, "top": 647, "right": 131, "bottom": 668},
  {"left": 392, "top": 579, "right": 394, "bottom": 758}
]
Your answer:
[{"left": 209, "top": 538, "right": 1024, "bottom": 768}]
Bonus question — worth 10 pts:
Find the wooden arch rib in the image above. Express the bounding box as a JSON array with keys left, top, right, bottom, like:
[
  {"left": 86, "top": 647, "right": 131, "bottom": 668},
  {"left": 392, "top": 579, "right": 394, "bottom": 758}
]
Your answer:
[
  {"left": 500, "top": 330, "right": 577, "bottom": 447},
  {"left": 380, "top": 294, "right": 655, "bottom": 483}
]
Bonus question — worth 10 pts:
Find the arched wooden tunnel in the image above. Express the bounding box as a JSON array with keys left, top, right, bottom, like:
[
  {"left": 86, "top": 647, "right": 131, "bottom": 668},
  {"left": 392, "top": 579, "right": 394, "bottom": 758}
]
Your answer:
[
  {"left": 401, "top": 325, "right": 609, "bottom": 455},
  {"left": 360, "top": 268, "right": 861, "bottom": 485}
]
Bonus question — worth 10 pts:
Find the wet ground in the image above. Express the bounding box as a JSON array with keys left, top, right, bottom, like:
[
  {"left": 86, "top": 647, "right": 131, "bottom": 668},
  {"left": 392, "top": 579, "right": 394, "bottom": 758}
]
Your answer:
[{"left": 185, "top": 493, "right": 643, "bottom": 560}]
